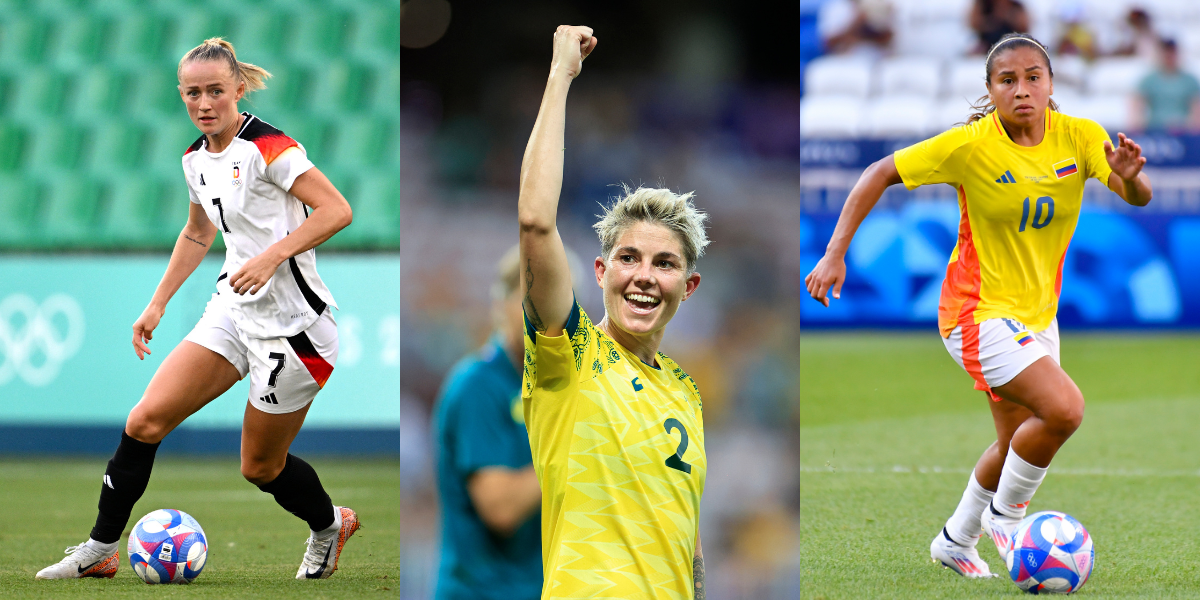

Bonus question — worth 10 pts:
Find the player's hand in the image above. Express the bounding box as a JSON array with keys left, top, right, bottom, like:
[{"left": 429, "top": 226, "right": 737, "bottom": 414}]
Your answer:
[
  {"left": 1104, "top": 132, "right": 1147, "bottom": 182},
  {"left": 805, "top": 254, "right": 847, "bottom": 307},
  {"left": 132, "top": 304, "right": 164, "bottom": 360},
  {"left": 550, "top": 25, "right": 598, "bottom": 80},
  {"left": 229, "top": 252, "right": 283, "bottom": 296}
]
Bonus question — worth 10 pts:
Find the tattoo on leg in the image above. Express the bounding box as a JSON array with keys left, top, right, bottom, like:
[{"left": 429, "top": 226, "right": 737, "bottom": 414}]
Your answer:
[
  {"left": 693, "top": 555, "right": 705, "bottom": 600},
  {"left": 183, "top": 234, "right": 208, "bottom": 248},
  {"left": 524, "top": 259, "right": 546, "bottom": 332}
]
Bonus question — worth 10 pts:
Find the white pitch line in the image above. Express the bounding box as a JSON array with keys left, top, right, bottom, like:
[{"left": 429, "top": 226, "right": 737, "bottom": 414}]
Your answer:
[{"left": 801, "top": 465, "right": 1200, "bottom": 477}]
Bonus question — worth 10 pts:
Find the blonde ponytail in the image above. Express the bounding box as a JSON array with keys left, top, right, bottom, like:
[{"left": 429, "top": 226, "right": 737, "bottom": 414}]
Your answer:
[{"left": 178, "top": 37, "right": 272, "bottom": 93}]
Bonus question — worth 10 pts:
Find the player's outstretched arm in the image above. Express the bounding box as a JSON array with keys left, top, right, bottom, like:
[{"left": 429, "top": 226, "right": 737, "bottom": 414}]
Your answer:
[
  {"left": 1104, "top": 132, "right": 1152, "bottom": 207},
  {"left": 228, "top": 167, "right": 353, "bottom": 295},
  {"left": 518, "top": 25, "right": 597, "bottom": 338},
  {"left": 804, "top": 154, "right": 903, "bottom": 306},
  {"left": 133, "top": 202, "right": 219, "bottom": 359}
]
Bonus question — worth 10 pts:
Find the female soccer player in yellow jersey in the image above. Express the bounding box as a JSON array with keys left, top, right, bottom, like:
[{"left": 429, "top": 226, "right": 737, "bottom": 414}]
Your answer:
[
  {"left": 519, "top": 25, "right": 709, "bottom": 600},
  {"left": 806, "top": 33, "right": 1153, "bottom": 579}
]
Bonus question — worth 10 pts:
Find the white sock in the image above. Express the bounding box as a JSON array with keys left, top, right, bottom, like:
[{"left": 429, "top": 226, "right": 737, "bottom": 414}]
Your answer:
[
  {"left": 944, "top": 471, "right": 993, "bottom": 546},
  {"left": 86, "top": 538, "right": 117, "bottom": 553},
  {"left": 314, "top": 506, "right": 341, "bottom": 536},
  {"left": 992, "top": 446, "right": 1048, "bottom": 519}
]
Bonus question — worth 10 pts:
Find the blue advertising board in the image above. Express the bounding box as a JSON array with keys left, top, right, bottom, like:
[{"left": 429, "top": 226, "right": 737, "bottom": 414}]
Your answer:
[{"left": 0, "top": 255, "right": 399, "bottom": 453}]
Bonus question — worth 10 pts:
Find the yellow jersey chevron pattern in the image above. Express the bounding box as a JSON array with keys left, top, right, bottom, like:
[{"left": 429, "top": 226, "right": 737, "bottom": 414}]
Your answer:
[{"left": 523, "top": 301, "right": 705, "bottom": 599}]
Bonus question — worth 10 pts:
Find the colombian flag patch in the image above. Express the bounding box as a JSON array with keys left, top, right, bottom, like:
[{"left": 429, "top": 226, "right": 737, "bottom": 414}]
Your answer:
[
  {"left": 1014, "top": 332, "right": 1034, "bottom": 347},
  {"left": 1053, "top": 157, "right": 1078, "bottom": 179}
]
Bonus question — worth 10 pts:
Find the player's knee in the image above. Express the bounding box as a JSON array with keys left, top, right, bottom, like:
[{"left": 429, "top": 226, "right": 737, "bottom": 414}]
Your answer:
[
  {"left": 125, "top": 406, "right": 169, "bottom": 444},
  {"left": 1045, "top": 389, "right": 1085, "bottom": 438},
  {"left": 241, "top": 458, "right": 284, "bottom": 485}
]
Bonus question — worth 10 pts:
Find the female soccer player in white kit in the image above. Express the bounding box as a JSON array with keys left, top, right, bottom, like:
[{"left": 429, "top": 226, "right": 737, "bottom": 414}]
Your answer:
[
  {"left": 37, "top": 38, "right": 360, "bottom": 581},
  {"left": 806, "top": 33, "right": 1153, "bottom": 578}
]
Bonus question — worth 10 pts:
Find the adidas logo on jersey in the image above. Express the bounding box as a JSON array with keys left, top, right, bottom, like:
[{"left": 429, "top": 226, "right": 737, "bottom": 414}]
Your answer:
[
  {"left": 995, "top": 170, "right": 1016, "bottom": 184},
  {"left": 260, "top": 393, "right": 279, "bottom": 405}
]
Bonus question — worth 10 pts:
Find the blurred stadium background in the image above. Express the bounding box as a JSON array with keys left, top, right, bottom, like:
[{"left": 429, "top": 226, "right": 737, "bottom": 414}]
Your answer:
[
  {"left": 401, "top": 1, "right": 798, "bottom": 598},
  {"left": 0, "top": 0, "right": 399, "bottom": 462},
  {"left": 802, "top": 0, "right": 1200, "bottom": 596}
]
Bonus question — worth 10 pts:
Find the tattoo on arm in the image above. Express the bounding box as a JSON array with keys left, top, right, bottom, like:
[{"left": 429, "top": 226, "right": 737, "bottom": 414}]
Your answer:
[
  {"left": 693, "top": 554, "right": 705, "bottom": 600},
  {"left": 523, "top": 259, "right": 546, "bottom": 332},
  {"left": 183, "top": 234, "right": 207, "bottom": 248}
]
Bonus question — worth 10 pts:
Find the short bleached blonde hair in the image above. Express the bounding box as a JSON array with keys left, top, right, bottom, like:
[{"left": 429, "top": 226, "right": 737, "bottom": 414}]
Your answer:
[{"left": 593, "top": 185, "right": 710, "bottom": 273}]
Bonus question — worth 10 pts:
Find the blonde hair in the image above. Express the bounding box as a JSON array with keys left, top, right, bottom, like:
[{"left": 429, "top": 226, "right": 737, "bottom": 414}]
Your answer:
[
  {"left": 178, "top": 37, "right": 272, "bottom": 93},
  {"left": 593, "top": 185, "right": 710, "bottom": 274}
]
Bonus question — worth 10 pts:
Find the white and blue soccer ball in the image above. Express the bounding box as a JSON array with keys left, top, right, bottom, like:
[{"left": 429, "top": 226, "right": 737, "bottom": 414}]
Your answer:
[
  {"left": 1006, "top": 511, "right": 1093, "bottom": 594},
  {"left": 127, "top": 509, "right": 208, "bottom": 584}
]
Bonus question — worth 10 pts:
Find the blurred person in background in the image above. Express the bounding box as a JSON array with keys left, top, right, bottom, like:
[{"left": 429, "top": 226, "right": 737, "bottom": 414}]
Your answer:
[
  {"left": 970, "top": 0, "right": 1030, "bottom": 54},
  {"left": 431, "top": 244, "right": 581, "bottom": 600},
  {"left": 520, "top": 25, "right": 709, "bottom": 599},
  {"left": 1113, "top": 7, "right": 1159, "bottom": 60},
  {"left": 818, "top": 0, "right": 894, "bottom": 57},
  {"left": 1055, "top": 1, "right": 1097, "bottom": 62},
  {"left": 1134, "top": 39, "right": 1200, "bottom": 133}
]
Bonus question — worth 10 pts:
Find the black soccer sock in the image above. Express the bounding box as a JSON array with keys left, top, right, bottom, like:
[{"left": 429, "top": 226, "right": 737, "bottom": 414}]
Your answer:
[
  {"left": 257, "top": 454, "right": 336, "bottom": 532},
  {"left": 90, "top": 431, "right": 161, "bottom": 544}
]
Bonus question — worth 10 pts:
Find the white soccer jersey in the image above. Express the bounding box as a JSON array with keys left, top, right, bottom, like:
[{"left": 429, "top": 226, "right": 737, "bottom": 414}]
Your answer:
[{"left": 181, "top": 112, "right": 337, "bottom": 339}]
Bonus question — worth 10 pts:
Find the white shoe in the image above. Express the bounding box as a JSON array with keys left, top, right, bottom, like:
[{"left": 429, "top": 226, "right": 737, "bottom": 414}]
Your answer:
[
  {"left": 296, "top": 507, "right": 360, "bottom": 579},
  {"left": 930, "top": 528, "right": 997, "bottom": 578},
  {"left": 35, "top": 539, "right": 120, "bottom": 580},
  {"left": 981, "top": 501, "right": 1023, "bottom": 561}
]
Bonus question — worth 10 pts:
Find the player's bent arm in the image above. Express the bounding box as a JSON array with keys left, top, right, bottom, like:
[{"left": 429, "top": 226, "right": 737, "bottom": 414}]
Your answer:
[
  {"left": 466, "top": 465, "right": 542, "bottom": 537},
  {"left": 228, "top": 168, "right": 352, "bottom": 295},
  {"left": 133, "top": 203, "right": 219, "bottom": 358},
  {"left": 804, "top": 155, "right": 903, "bottom": 306},
  {"left": 1106, "top": 170, "right": 1152, "bottom": 207},
  {"left": 693, "top": 533, "right": 705, "bottom": 600},
  {"left": 518, "top": 25, "right": 597, "bottom": 337}
]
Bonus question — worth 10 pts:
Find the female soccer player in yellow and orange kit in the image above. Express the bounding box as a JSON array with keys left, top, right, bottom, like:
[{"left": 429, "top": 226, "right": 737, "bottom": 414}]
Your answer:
[{"left": 806, "top": 33, "right": 1153, "bottom": 579}]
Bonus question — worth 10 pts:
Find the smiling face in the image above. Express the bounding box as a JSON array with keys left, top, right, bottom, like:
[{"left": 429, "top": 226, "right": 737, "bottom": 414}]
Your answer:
[
  {"left": 987, "top": 45, "right": 1053, "bottom": 129},
  {"left": 178, "top": 60, "right": 244, "bottom": 139},
  {"left": 596, "top": 220, "right": 701, "bottom": 339}
]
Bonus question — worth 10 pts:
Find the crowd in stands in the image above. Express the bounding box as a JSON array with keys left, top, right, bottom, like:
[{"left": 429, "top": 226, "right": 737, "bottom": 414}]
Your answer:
[{"left": 801, "top": 0, "right": 1200, "bottom": 137}]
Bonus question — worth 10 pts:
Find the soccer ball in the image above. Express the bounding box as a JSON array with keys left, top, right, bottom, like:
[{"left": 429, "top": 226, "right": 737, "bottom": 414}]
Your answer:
[
  {"left": 127, "top": 509, "right": 208, "bottom": 584},
  {"left": 1006, "top": 511, "right": 1093, "bottom": 594}
]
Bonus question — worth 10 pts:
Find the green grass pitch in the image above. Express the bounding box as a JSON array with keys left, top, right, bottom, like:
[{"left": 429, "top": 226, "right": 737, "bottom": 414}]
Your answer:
[
  {"left": 801, "top": 332, "right": 1200, "bottom": 599},
  {"left": 0, "top": 457, "right": 398, "bottom": 599}
]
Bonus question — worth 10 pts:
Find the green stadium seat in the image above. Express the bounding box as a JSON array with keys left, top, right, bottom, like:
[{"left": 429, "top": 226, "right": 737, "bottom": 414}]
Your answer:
[
  {"left": 328, "top": 116, "right": 396, "bottom": 172},
  {"left": 341, "top": 172, "right": 398, "bottom": 248},
  {"left": 0, "top": 175, "right": 41, "bottom": 247},
  {"left": 108, "top": 13, "right": 172, "bottom": 65},
  {"left": 40, "top": 175, "right": 104, "bottom": 246},
  {"left": 89, "top": 123, "right": 147, "bottom": 172},
  {"left": 50, "top": 14, "right": 113, "bottom": 69},
  {"left": 163, "top": 8, "right": 236, "bottom": 61},
  {"left": 273, "top": 116, "right": 330, "bottom": 165},
  {"left": 288, "top": 6, "right": 352, "bottom": 63},
  {"left": 133, "top": 63, "right": 187, "bottom": 117},
  {"left": 70, "top": 66, "right": 136, "bottom": 120},
  {"left": 348, "top": 2, "right": 399, "bottom": 58},
  {"left": 0, "top": 122, "right": 27, "bottom": 172},
  {"left": 249, "top": 63, "right": 312, "bottom": 115},
  {"left": 25, "top": 123, "right": 88, "bottom": 171},
  {"left": 370, "top": 61, "right": 399, "bottom": 116},
  {"left": 145, "top": 119, "right": 202, "bottom": 178},
  {"left": 227, "top": 8, "right": 292, "bottom": 62},
  {"left": 0, "top": 15, "right": 54, "bottom": 67},
  {"left": 8, "top": 68, "right": 73, "bottom": 120},
  {"left": 101, "top": 176, "right": 168, "bottom": 247},
  {"left": 308, "top": 60, "right": 374, "bottom": 114}
]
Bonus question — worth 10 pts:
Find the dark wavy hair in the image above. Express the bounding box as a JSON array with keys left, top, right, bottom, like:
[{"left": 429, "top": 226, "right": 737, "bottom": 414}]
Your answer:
[{"left": 965, "top": 33, "right": 1059, "bottom": 125}]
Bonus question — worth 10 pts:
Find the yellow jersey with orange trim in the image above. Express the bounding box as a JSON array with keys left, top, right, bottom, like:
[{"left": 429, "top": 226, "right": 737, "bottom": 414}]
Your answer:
[
  {"left": 893, "top": 108, "right": 1113, "bottom": 337},
  {"left": 522, "top": 301, "right": 705, "bottom": 600}
]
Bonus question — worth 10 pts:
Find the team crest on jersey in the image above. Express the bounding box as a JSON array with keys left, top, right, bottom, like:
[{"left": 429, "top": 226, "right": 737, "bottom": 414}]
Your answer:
[
  {"left": 232, "top": 162, "right": 242, "bottom": 186},
  {"left": 1052, "top": 157, "right": 1078, "bottom": 179}
]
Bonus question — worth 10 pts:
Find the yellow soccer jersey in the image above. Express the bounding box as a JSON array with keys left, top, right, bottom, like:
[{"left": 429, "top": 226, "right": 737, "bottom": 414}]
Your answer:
[
  {"left": 523, "top": 301, "right": 705, "bottom": 600},
  {"left": 893, "top": 108, "right": 1113, "bottom": 336}
]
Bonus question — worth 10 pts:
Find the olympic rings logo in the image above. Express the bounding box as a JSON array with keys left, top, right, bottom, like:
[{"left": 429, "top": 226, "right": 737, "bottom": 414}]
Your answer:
[{"left": 0, "top": 294, "right": 85, "bottom": 387}]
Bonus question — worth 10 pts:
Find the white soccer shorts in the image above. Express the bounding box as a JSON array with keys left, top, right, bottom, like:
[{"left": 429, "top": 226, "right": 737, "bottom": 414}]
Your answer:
[
  {"left": 943, "top": 317, "right": 1060, "bottom": 402},
  {"left": 183, "top": 297, "right": 338, "bottom": 414}
]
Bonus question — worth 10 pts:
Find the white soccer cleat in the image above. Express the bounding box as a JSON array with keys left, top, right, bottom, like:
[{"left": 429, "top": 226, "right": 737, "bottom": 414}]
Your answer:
[
  {"left": 982, "top": 502, "right": 1023, "bottom": 561},
  {"left": 35, "top": 539, "right": 120, "bottom": 580},
  {"left": 296, "top": 506, "right": 361, "bottom": 580},
  {"left": 930, "top": 528, "right": 997, "bottom": 578}
]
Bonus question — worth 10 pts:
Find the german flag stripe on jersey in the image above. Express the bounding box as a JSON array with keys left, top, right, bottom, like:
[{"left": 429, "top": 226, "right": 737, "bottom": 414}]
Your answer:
[
  {"left": 237, "top": 113, "right": 300, "bottom": 165},
  {"left": 286, "top": 330, "right": 333, "bottom": 388}
]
